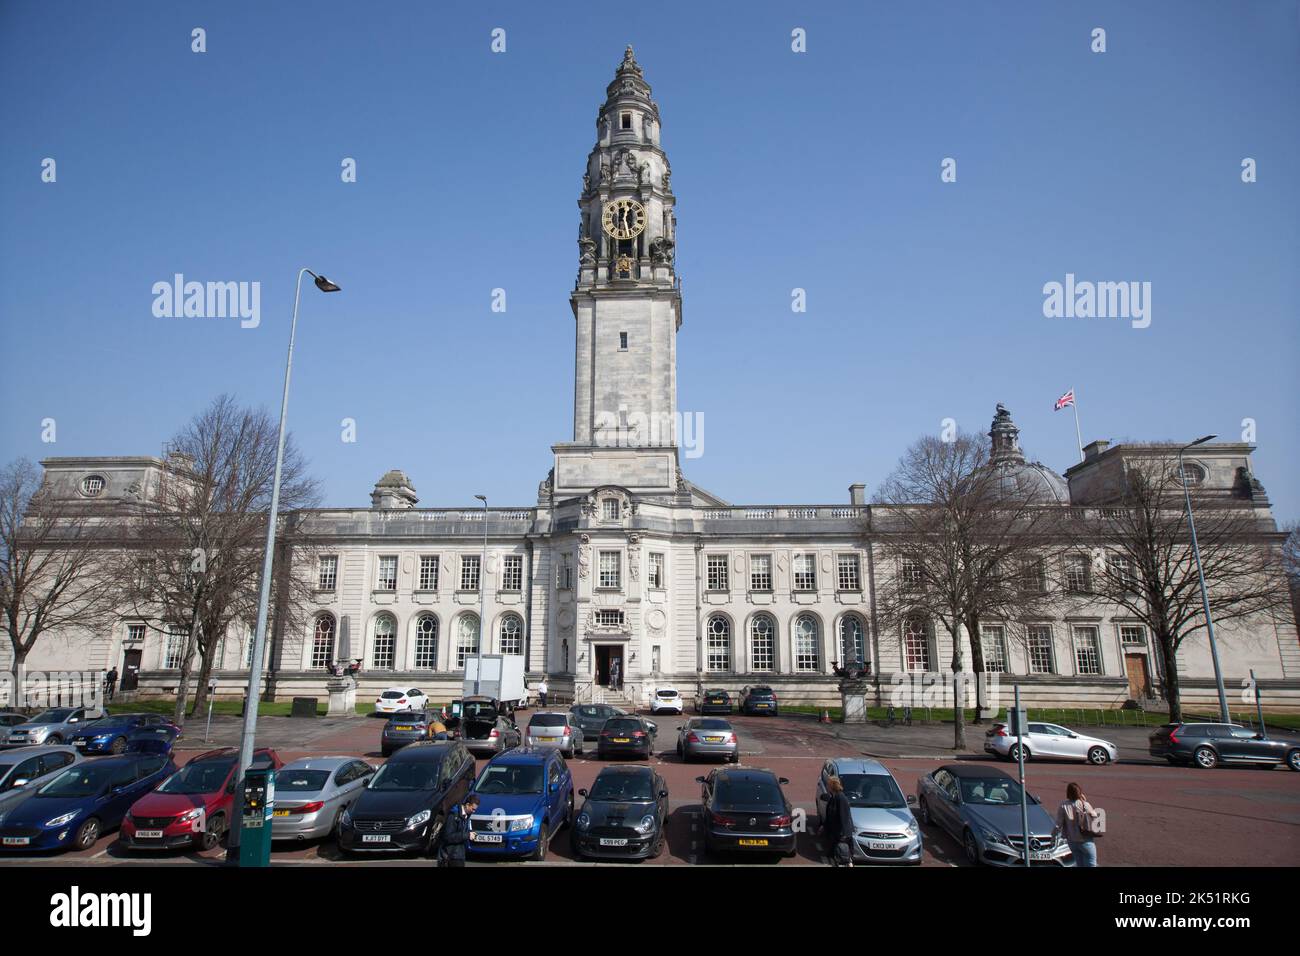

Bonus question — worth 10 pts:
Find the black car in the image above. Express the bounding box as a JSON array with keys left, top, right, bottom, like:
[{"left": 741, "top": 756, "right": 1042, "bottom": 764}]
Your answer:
[
  {"left": 337, "top": 742, "right": 475, "bottom": 855},
  {"left": 698, "top": 689, "right": 733, "bottom": 715},
  {"left": 1149, "top": 722, "right": 1300, "bottom": 771},
  {"left": 698, "top": 767, "right": 797, "bottom": 857},
  {"left": 596, "top": 716, "right": 657, "bottom": 760},
  {"left": 739, "top": 686, "right": 779, "bottom": 716},
  {"left": 572, "top": 764, "right": 669, "bottom": 860},
  {"left": 569, "top": 703, "right": 628, "bottom": 740},
  {"left": 381, "top": 711, "right": 445, "bottom": 757}
]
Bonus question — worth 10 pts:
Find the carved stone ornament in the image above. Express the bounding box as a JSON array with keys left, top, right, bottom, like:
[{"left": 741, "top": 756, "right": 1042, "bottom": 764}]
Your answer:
[
  {"left": 537, "top": 467, "right": 554, "bottom": 502},
  {"left": 675, "top": 467, "right": 688, "bottom": 493},
  {"left": 578, "top": 534, "right": 591, "bottom": 578},
  {"left": 578, "top": 236, "right": 596, "bottom": 263},
  {"left": 649, "top": 236, "right": 674, "bottom": 264},
  {"left": 628, "top": 533, "right": 641, "bottom": 580}
]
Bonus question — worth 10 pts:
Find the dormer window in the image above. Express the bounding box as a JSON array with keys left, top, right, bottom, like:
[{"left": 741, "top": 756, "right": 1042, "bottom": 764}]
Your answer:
[
  {"left": 602, "top": 498, "right": 621, "bottom": 521},
  {"left": 80, "top": 475, "right": 106, "bottom": 497},
  {"left": 620, "top": 112, "right": 632, "bottom": 130}
]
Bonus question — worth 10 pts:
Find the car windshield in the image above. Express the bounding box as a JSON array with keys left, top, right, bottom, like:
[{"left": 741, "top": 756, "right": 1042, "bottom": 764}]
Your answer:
[
  {"left": 529, "top": 715, "right": 567, "bottom": 728},
  {"left": 575, "top": 706, "right": 602, "bottom": 717},
  {"left": 86, "top": 717, "right": 135, "bottom": 730},
  {"left": 748, "top": 688, "right": 774, "bottom": 697},
  {"left": 604, "top": 719, "right": 641, "bottom": 733},
  {"left": 463, "top": 702, "right": 497, "bottom": 720},
  {"left": 131, "top": 727, "right": 175, "bottom": 738},
  {"left": 692, "top": 719, "right": 732, "bottom": 731},
  {"left": 589, "top": 772, "right": 654, "bottom": 801},
  {"left": 158, "top": 760, "right": 233, "bottom": 794},
  {"left": 656, "top": 691, "right": 678, "bottom": 698},
  {"left": 277, "top": 770, "right": 331, "bottom": 792},
  {"left": 369, "top": 760, "right": 441, "bottom": 792},
  {"left": 474, "top": 764, "right": 544, "bottom": 795},
  {"left": 706, "top": 690, "right": 726, "bottom": 697},
  {"left": 32, "top": 709, "right": 74, "bottom": 723},
  {"left": 388, "top": 714, "right": 425, "bottom": 725},
  {"left": 381, "top": 691, "right": 404, "bottom": 699},
  {"left": 0, "top": 763, "right": 14, "bottom": 777},
  {"left": 715, "top": 777, "right": 782, "bottom": 810},
  {"left": 38, "top": 764, "right": 114, "bottom": 798},
  {"left": 959, "top": 776, "right": 1029, "bottom": 806},
  {"left": 840, "top": 774, "right": 906, "bottom": 809}
]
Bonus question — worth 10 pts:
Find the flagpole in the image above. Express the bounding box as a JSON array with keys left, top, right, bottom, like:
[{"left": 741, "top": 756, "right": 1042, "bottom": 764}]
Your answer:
[{"left": 1071, "top": 386, "right": 1084, "bottom": 462}]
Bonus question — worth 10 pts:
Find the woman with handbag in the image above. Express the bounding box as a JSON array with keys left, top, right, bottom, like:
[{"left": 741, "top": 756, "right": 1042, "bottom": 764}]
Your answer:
[{"left": 1053, "top": 781, "right": 1102, "bottom": 867}]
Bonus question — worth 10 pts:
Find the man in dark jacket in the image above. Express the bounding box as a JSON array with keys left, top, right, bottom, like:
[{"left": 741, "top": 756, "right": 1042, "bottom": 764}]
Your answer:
[
  {"left": 823, "top": 776, "right": 855, "bottom": 867},
  {"left": 437, "top": 794, "right": 478, "bottom": 867}
]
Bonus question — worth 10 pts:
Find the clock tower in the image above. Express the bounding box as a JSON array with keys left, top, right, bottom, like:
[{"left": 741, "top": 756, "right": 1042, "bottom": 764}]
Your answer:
[{"left": 552, "top": 47, "right": 684, "bottom": 498}]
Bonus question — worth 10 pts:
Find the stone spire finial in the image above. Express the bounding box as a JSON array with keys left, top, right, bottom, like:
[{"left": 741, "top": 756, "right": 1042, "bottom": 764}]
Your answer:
[
  {"left": 989, "top": 403, "right": 1025, "bottom": 463},
  {"left": 619, "top": 45, "right": 642, "bottom": 76}
]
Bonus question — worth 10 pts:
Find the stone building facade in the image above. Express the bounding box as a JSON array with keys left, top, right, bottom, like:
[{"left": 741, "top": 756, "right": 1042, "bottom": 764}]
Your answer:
[{"left": 16, "top": 49, "right": 1300, "bottom": 712}]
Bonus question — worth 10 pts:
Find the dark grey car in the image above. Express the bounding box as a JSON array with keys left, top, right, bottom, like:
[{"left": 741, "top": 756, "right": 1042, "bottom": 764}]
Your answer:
[
  {"left": 1149, "top": 722, "right": 1300, "bottom": 770},
  {"left": 568, "top": 703, "right": 627, "bottom": 740}
]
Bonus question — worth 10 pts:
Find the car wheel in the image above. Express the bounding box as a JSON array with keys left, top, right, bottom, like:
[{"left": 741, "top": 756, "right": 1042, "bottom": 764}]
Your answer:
[
  {"left": 1008, "top": 744, "right": 1030, "bottom": 762},
  {"left": 110, "top": 736, "right": 127, "bottom": 755},
  {"left": 532, "top": 823, "right": 549, "bottom": 862},
  {"left": 47, "top": 734, "right": 62, "bottom": 745},
  {"left": 728, "top": 751, "right": 739, "bottom": 764},
  {"left": 651, "top": 832, "right": 664, "bottom": 858},
  {"left": 1194, "top": 746, "right": 1219, "bottom": 769},
  {"left": 1287, "top": 749, "right": 1300, "bottom": 772},
  {"left": 381, "top": 747, "right": 391, "bottom": 758},
  {"left": 570, "top": 830, "right": 584, "bottom": 860},
  {"left": 962, "top": 829, "right": 981, "bottom": 866},
  {"left": 1087, "top": 746, "right": 1110, "bottom": 766},
  {"left": 918, "top": 797, "right": 932, "bottom": 826},
  {"left": 199, "top": 814, "right": 226, "bottom": 851},
  {"left": 73, "top": 817, "right": 101, "bottom": 851}
]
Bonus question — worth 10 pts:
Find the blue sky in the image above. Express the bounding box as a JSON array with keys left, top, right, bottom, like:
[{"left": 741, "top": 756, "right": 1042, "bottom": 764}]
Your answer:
[{"left": 2, "top": 1, "right": 1296, "bottom": 522}]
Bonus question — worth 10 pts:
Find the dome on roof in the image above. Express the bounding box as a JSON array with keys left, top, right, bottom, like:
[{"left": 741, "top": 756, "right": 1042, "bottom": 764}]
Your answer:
[
  {"left": 375, "top": 469, "right": 413, "bottom": 488},
  {"left": 985, "top": 404, "right": 1071, "bottom": 505}
]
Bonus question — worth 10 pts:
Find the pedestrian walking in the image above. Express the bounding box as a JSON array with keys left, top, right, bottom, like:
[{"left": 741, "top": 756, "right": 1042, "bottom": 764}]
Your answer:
[
  {"left": 104, "top": 667, "right": 118, "bottom": 702},
  {"left": 538, "top": 676, "right": 549, "bottom": 708},
  {"left": 610, "top": 659, "right": 621, "bottom": 691},
  {"left": 438, "top": 794, "right": 478, "bottom": 867},
  {"left": 822, "top": 776, "right": 855, "bottom": 867},
  {"left": 1053, "top": 781, "right": 1102, "bottom": 867}
]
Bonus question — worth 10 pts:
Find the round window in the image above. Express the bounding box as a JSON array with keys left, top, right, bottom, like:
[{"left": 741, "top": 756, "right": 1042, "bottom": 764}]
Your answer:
[
  {"left": 1179, "top": 462, "right": 1206, "bottom": 486},
  {"left": 80, "top": 475, "right": 106, "bottom": 497}
]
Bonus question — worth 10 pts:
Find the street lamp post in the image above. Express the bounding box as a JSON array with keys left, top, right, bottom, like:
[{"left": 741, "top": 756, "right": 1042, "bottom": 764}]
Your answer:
[
  {"left": 1178, "top": 434, "right": 1230, "bottom": 723},
  {"left": 226, "top": 268, "right": 339, "bottom": 863},
  {"left": 473, "top": 494, "right": 488, "bottom": 695}
]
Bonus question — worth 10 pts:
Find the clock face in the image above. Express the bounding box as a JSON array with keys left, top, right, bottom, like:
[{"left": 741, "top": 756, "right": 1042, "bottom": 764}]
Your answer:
[{"left": 602, "top": 199, "right": 647, "bottom": 240}]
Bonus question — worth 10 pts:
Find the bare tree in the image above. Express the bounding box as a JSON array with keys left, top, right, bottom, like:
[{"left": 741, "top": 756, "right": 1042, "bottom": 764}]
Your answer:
[
  {"left": 1073, "top": 458, "right": 1289, "bottom": 723},
  {"left": 0, "top": 458, "right": 121, "bottom": 692},
  {"left": 123, "top": 396, "right": 320, "bottom": 723}
]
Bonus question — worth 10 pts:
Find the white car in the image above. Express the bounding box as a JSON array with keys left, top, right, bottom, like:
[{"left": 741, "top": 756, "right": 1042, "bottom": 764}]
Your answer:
[
  {"left": 984, "top": 719, "right": 1118, "bottom": 765},
  {"left": 650, "top": 687, "right": 684, "bottom": 715},
  {"left": 373, "top": 687, "right": 429, "bottom": 715}
]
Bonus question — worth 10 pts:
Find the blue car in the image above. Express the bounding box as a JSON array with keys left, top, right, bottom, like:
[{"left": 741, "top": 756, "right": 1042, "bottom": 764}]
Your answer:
[
  {"left": 468, "top": 747, "right": 574, "bottom": 860},
  {"left": 68, "top": 713, "right": 171, "bottom": 755},
  {"left": 124, "top": 724, "right": 183, "bottom": 756},
  {"left": 0, "top": 752, "right": 176, "bottom": 852}
]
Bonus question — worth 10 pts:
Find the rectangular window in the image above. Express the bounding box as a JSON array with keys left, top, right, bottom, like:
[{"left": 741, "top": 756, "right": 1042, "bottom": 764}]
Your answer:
[
  {"left": 595, "top": 609, "right": 624, "bottom": 627},
  {"left": 1120, "top": 624, "right": 1146, "bottom": 647},
  {"left": 372, "top": 632, "right": 396, "bottom": 670},
  {"left": 126, "top": 623, "right": 146, "bottom": 645},
  {"left": 164, "top": 628, "right": 186, "bottom": 670},
  {"left": 1028, "top": 625, "right": 1055, "bottom": 674},
  {"left": 1020, "top": 557, "right": 1046, "bottom": 593},
  {"left": 750, "top": 621, "right": 775, "bottom": 671},
  {"left": 837, "top": 554, "right": 861, "bottom": 591},
  {"left": 418, "top": 555, "right": 439, "bottom": 591},
  {"left": 981, "top": 625, "right": 1008, "bottom": 673},
  {"left": 502, "top": 554, "right": 523, "bottom": 592},
  {"left": 598, "top": 551, "right": 621, "bottom": 589},
  {"left": 414, "top": 621, "right": 438, "bottom": 669},
  {"left": 749, "top": 554, "right": 772, "bottom": 591},
  {"left": 706, "top": 621, "right": 730, "bottom": 672},
  {"left": 620, "top": 112, "right": 632, "bottom": 129},
  {"left": 1073, "top": 626, "right": 1103, "bottom": 675},
  {"left": 318, "top": 555, "right": 338, "bottom": 591},
  {"left": 557, "top": 553, "right": 573, "bottom": 590},
  {"left": 602, "top": 498, "right": 620, "bottom": 520},
  {"left": 1065, "top": 555, "right": 1091, "bottom": 593},
  {"left": 618, "top": 331, "right": 628, "bottom": 351},
  {"left": 377, "top": 555, "right": 397, "bottom": 591},
  {"left": 460, "top": 555, "right": 481, "bottom": 591},
  {"left": 794, "top": 624, "right": 820, "bottom": 672},
  {"left": 900, "top": 557, "right": 924, "bottom": 588},
  {"left": 793, "top": 554, "right": 817, "bottom": 591},
  {"left": 706, "top": 555, "right": 729, "bottom": 591},
  {"left": 903, "top": 619, "right": 931, "bottom": 672},
  {"left": 648, "top": 553, "right": 664, "bottom": 589},
  {"left": 1109, "top": 553, "right": 1137, "bottom": 591}
]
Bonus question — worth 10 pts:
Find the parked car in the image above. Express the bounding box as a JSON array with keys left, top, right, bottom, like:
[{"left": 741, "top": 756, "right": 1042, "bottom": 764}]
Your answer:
[
  {"left": 814, "top": 757, "right": 921, "bottom": 865},
  {"left": 0, "top": 746, "right": 82, "bottom": 812},
  {"left": 1149, "top": 722, "right": 1300, "bottom": 770},
  {"left": 697, "top": 767, "right": 797, "bottom": 858},
  {"left": 125, "top": 724, "right": 183, "bottom": 756},
  {"left": 524, "top": 712, "right": 584, "bottom": 758},
  {"left": 271, "top": 756, "right": 374, "bottom": 842},
  {"left": 381, "top": 711, "right": 447, "bottom": 757},
  {"left": 460, "top": 698, "right": 522, "bottom": 757},
  {"left": 985, "top": 720, "right": 1117, "bottom": 765},
  {"left": 374, "top": 687, "right": 429, "bottom": 715},
  {"left": 739, "top": 686, "right": 779, "bottom": 716},
  {"left": 121, "top": 747, "right": 281, "bottom": 852},
  {"left": 596, "top": 715, "right": 657, "bottom": 760},
  {"left": 0, "top": 713, "right": 29, "bottom": 732},
  {"left": 676, "top": 717, "right": 739, "bottom": 763},
  {"left": 0, "top": 752, "right": 175, "bottom": 853},
  {"left": 572, "top": 764, "right": 669, "bottom": 860},
  {"left": 916, "top": 764, "right": 1071, "bottom": 866},
  {"left": 337, "top": 741, "right": 475, "bottom": 855},
  {"left": 650, "top": 687, "right": 684, "bottom": 715},
  {"left": 468, "top": 747, "right": 574, "bottom": 860},
  {"left": 698, "top": 689, "right": 733, "bottom": 715},
  {"left": 4, "top": 707, "right": 93, "bottom": 747},
  {"left": 69, "top": 713, "right": 171, "bottom": 755},
  {"left": 569, "top": 703, "right": 627, "bottom": 740}
]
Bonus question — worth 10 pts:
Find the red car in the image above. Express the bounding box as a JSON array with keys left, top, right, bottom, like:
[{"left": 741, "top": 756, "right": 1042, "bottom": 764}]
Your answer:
[{"left": 120, "top": 747, "right": 280, "bottom": 851}]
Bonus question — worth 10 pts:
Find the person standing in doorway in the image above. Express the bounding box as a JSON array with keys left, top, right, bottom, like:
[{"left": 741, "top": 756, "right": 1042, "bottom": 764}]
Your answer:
[
  {"left": 610, "top": 658, "right": 621, "bottom": 691},
  {"left": 538, "top": 676, "right": 549, "bottom": 708},
  {"left": 1053, "top": 782, "right": 1100, "bottom": 867},
  {"left": 105, "top": 667, "right": 118, "bottom": 703}
]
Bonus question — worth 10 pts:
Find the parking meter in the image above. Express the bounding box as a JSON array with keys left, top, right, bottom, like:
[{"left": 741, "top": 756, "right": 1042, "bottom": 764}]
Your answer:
[{"left": 238, "top": 766, "right": 275, "bottom": 867}]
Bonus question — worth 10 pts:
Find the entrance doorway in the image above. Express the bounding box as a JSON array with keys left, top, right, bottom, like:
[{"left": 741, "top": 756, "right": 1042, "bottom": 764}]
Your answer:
[
  {"left": 1125, "top": 653, "right": 1151, "bottom": 699},
  {"left": 595, "top": 645, "right": 625, "bottom": 688},
  {"left": 121, "top": 649, "right": 142, "bottom": 692}
]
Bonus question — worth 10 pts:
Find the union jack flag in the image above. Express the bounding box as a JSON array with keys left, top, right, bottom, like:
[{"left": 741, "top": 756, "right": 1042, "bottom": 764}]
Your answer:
[{"left": 1054, "top": 389, "right": 1075, "bottom": 411}]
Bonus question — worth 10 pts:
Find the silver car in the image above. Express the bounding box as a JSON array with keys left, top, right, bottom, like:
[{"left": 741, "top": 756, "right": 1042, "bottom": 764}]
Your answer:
[
  {"left": 984, "top": 719, "right": 1118, "bottom": 765},
  {"left": 676, "top": 717, "right": 739, "bottom": 763},
  {"left": 270, "top": 756, "right": 374, "bottom": 842},
  {"left": 0, "top": 745, "right": 83, "bottom": 813},
  {"left": 4, "top": 707, "right": 94, "bottom": 747},
  {"left": 814, "top": 758, "right": 921, "bottom": 864},
  {"left": 524, "top": 712, "right": 584, "bottom": 757}
]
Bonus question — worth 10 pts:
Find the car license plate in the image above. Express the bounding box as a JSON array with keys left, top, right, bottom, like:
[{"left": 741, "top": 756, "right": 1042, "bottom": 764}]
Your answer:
[
  {"left": 361, "top": 834, "right": 391, "bottom": 843},
  {"left": 599, "top": 838, "right": 628, "bottom": 847},
  {"left": 613, "top": 737, "right": 630, "bottom": 743},
  {"left": 703, "top": 736, "right": 724, "bottom": 743},
  {"left": 135, "top": 829, "right": 164, "bottom": 839},
  {"left": 474, "top": 833, "right": 503, "bottom": 843},
  {"left": 866, "top": 840, "right": 895, "bottom": 850},
  {"left": 272, "top": 810, "right": 290, "bottom": 817},
  {"left": 394, "top": 725, "right": 412, "bottom": 731},
  {"left": 3, "top": 836, "right": 31, "bottom": 846},
  {"left": 738, "top": 838, "right": 768, "bottom": 847},
  {"left": 1030, "top": 850, "right": 1053, "bottom": 861},
  {"left": 756, "top": 703, "right": 770, "bottom": 708},
  {"left": 537, "top": 736, "right": 557, "bottom": 742}
]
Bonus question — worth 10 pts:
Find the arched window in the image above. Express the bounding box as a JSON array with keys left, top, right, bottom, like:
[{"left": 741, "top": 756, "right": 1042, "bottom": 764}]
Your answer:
[
  {"left": 310, "top": 615, "right": 335, "bottom": 669},
  {"left": 414, "top": 615, "right": 438, "bottom": 669},
  {"left": 903, "top": 617, "right": 932, "bottom": 672},
  {"left": 794, "top": 614, "right": 820, "bottom": 672},
  {"left": 499, "top": 614, "right": 523, "bottom": 655},
  {"left": 750, "top": 615, "right": 775, "bottom": 671},
  {"left": 372, "top": 614, "right": 396, "bottom": 670},
  {"left": 839, "top": 615, "right": 865, "bottom": 666},
  {"left": 456, "top": 613, "right": 480, "bottom": 669},
  {"left": 706, "top": 616, "right": 731, "bottom": 672}
]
